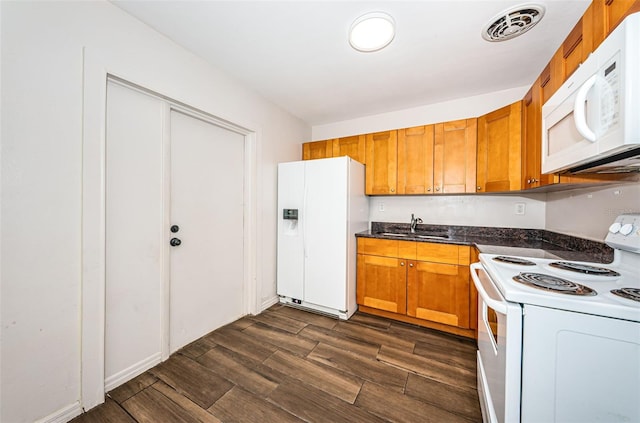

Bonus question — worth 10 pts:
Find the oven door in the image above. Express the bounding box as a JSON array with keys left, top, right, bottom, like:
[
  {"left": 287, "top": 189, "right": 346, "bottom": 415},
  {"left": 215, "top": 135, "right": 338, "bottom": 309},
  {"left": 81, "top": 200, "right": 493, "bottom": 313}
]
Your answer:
[{"left": 471, "top": 263, "right": 523, "bottom": 423}]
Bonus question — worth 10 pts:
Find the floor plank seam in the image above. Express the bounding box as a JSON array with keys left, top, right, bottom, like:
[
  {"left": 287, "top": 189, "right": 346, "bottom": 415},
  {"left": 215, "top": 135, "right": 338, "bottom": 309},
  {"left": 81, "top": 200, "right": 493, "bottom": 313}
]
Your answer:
[{"left": 72, "top": 305, "right": 481, "bottom": 423}]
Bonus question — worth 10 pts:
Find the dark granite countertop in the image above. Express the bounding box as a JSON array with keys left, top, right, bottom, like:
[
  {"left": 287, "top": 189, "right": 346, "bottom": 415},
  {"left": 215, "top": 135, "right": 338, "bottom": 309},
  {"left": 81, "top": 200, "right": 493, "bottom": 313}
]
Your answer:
[{"left": 356, "top": 222, "right": 614, "bottom": 263}]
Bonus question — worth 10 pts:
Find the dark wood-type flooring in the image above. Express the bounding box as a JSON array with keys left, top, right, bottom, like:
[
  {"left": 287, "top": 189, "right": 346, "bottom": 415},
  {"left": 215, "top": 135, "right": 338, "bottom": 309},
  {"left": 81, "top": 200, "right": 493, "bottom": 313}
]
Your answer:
[{"left": 72, "top": 304, "right": 481, "bottom": 423}]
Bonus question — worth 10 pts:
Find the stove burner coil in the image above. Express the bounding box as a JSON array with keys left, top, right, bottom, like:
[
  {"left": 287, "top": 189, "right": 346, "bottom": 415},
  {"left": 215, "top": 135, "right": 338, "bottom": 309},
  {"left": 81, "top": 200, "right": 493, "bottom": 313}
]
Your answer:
[
  {"left": 513, "top": 272, "right": 597, "bottom": 296},
  {"left": 611, "top": 288, "right": 640, "bottom": 303},
  {"left": 548, "top": 261, "right": 620, "bottom": 277},
  {"left": 493, "top": 256, "right": 536, "bottom": 266}
]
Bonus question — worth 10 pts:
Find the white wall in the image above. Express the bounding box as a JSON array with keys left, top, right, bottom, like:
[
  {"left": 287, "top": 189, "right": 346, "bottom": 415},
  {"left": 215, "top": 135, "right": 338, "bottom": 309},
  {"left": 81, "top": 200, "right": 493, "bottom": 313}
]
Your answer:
[
  {"left": 546, "top": 182, "right": 640, "bottom": 241},
  {"left": 369, "top": 194, "right": 546, "bottom": 229},
  {"left": 312, "top": 85, "right": 528, "bottom": 140},
  {"left": 0, "top": 2, "right": 308, "bottom": 422}
]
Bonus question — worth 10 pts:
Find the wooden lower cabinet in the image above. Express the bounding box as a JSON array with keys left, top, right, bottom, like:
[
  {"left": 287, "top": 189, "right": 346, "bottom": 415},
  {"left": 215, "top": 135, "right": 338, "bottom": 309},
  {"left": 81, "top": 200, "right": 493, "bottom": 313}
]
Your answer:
[
  {"left": 356, "top": 254, "right": 407, "bottom": 315},
  {"left": 356, "top": 237, "right": 474, "bottom": 338},
  {"left": 407, "top": 261, "right": 470, "bottom": 328}
]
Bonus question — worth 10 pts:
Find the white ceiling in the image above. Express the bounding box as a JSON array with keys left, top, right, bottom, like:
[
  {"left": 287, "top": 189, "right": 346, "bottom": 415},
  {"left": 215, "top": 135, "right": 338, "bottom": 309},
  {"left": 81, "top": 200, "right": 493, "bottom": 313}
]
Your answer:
[{"left": 112, "top": 1, "right": 590, "bottom": 126}]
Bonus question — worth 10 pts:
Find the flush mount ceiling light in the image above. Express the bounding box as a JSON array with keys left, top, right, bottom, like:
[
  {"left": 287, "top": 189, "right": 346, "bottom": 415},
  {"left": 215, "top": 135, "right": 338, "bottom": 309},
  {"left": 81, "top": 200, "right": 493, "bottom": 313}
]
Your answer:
[
  {"left": 349, "top": 12, "right": 395, "bottom": 52},
  {"left": 482, "top": 4, "right": 545, "bottom": 42}
]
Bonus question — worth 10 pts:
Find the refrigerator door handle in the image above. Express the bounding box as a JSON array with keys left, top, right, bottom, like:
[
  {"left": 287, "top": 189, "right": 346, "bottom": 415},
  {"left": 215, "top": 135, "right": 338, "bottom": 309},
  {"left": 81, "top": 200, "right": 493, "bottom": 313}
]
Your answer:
[{"left": 302, "top": 175, "right": 308, "bottom": 259}]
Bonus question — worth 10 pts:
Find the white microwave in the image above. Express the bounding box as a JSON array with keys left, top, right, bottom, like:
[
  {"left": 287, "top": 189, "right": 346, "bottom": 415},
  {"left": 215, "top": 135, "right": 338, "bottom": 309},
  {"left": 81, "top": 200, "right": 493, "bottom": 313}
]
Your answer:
[{"left": 542, "top": 12, "right": 640, "bottom": 174}]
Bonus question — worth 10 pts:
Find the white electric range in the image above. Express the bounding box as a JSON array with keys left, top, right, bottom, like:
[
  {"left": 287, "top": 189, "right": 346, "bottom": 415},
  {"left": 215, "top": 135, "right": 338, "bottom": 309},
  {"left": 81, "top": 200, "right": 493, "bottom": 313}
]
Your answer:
[{"left": 471, "top": 214, "right": 640, "bottom": 423}]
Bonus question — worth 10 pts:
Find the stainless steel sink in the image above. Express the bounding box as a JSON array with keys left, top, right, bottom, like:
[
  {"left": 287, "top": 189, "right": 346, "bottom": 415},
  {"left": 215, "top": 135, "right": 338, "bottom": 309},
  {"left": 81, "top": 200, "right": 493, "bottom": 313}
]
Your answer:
[
  {"left": 376, "top": 232, "right": 449, "bottom": 240},
  {"left": 415, "top": 234, "right": 449, "bottom": 240}
]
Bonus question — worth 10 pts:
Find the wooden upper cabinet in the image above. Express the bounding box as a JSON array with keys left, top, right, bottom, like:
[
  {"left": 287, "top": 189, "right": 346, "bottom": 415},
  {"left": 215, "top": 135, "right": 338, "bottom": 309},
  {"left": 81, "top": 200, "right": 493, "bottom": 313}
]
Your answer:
[
  {"left": 562, "top": 17, "right": 589, "bottom": 80},
  {"left": 302, "top": 136, "right": 365, "bottom": 163},
  {"left": 477, "top": 101, "right": 523, "bottom": 193},
  {"left": 433, "top": 119, "right": 477, "bottom": 194},
  {"left": 557, "top": 1, "right": 640, "bottom": 88},
  {"left": 592, "top": 0, "right": 640, "bottom": 50},
  {"left": 332, "top": 135, "right": 366, "bottom": 163},
  {"left": 302, "top": 140, "right": 332, "bottom": 160},
  {"left": 397, "top": 125, "right": 435, "bottom": 194},
  {"left": 365, "top": 130, "right": 398, "bottom": 195},
  {"left": 522, "top": 82, "right": 543, "bottom": 190},
  {"left": 540, "top": 62, "right": 554, "bottom": 105},
  {"left": 522, "top": 80, "right": 558, "bottom": 189}
]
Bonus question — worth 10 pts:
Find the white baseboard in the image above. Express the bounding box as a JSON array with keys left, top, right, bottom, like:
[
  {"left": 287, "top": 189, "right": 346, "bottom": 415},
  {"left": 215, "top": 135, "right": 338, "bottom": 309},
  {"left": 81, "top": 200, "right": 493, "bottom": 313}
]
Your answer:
[
  {"left": 34, "top": 401, "right": 82, "bottom": 423},
  {"left": 260, "top": 295, "right": 279, "bottom": 312},
  {"left": 104, "top": 352, "right": 162, "bottom": 392}
]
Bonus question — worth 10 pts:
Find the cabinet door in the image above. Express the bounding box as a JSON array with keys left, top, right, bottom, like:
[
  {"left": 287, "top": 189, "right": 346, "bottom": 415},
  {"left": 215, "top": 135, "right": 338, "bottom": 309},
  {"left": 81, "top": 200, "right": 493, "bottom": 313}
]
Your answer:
[
  {"left": 522, "top": 81, "right": 558, "bottom": 189},
  {"left": 333, "top": 135, "right": 366, "bottom": 164},
  {"left": 357, "top": 254, "right": 407, "bottom": 314},
  {"left": 433, "top": 119, "right": 477, "bottom": 194},
  {"left": 592, "top": 0, "right": 640, "bottom": 50},
  {"left": 302, "top": 140, "right": 333, "bottom": 160},
  {"left": 477, "top": 101, "right": 522, "bottom": 193},
  {"left": 407, "top": 261, "right": 470, "bottom": 329},
  {"left": 540, "top": 49, "right": 564, "bottom": 104},
  {"left": 561, "top": 17, "right": 589, "bottom": 81},
  {"left": 522, "top": 84, "right": 540, "bottom": 189},
  {"left": 365, "top": 130, "right": 398, "bottom": 195},
  {"left": 470, "top": 247, "right": 480, "bottom": 334},
  {"left": 397, "top": 125, "right": 434, "bottom": 194}
]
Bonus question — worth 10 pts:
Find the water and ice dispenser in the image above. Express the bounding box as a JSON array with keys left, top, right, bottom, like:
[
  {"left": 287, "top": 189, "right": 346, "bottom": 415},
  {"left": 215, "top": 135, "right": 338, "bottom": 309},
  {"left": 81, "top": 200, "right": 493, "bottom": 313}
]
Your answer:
[{"left": 282, "top": 208, "right": 299, "bottom": 235}]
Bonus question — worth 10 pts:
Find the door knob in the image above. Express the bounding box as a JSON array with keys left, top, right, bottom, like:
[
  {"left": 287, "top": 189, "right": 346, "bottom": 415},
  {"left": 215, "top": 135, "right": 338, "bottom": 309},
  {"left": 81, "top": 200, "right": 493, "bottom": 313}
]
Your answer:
[
  {"left": 170, "top": 238, "right": 182, "bottom": 247},
  {"left": 170, "top": 225, "right": 180, "bottom": 233}
]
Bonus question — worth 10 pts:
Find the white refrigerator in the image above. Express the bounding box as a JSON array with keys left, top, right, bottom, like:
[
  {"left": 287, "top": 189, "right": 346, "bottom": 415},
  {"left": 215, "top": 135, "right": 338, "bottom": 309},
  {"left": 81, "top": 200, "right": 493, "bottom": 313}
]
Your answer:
[{"left": 277, "top": 156, "right": 368, "bottom": 319}]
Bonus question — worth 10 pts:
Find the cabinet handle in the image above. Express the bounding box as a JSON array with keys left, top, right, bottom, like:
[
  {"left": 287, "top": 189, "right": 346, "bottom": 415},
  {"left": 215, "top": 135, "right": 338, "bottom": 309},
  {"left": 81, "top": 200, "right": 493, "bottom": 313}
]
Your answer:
[
  {"left": 527, "top": 179, "right": 532, "bottom": 184},
  {"left": 427, "top": 187, "right": 432, "bottom": 192},
  {"left": 477, "top": 186, "right": 482, "bottom": 191},
  {"left": 409, "top": 263, "right": 414, "bottom": 267},
  {"left": 435, "top": 186, "right": 440, "bottom": 192},
  {"left": 532, "top": 178, "right": 539, "bottom": 183},
  {"left": 400, "top": 262, "right": 405, "bottom": 266},
  {"left": 390, "top": 188, "right": 395, "bottom": 193}
]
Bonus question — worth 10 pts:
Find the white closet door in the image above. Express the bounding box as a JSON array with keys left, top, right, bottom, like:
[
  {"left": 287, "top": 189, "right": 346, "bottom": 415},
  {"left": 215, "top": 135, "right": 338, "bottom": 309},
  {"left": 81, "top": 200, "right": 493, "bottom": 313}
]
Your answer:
[
  {"left": 169, "top": 110, "right": 245, "bottom": 353},
  {"left": 105, "top": 82, "right": 164, "bottom": 390}
]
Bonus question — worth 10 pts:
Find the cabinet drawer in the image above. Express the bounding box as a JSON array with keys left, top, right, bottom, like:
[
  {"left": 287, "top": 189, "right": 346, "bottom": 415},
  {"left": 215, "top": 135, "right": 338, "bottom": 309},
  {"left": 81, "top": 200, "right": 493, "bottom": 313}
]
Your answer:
[
  {"left": 357, "top": 238, "right": 416, "bottom": 259},
  {"left": 416, "top": 242, "right": 462, "bottom": 264}
]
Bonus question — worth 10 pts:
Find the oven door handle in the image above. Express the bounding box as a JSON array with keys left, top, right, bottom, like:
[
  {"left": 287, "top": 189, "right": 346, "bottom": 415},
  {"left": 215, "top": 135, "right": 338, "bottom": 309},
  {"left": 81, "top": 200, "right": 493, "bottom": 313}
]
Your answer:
[{"left": 470, "top": 263, "right": 508, "bottom": 314}]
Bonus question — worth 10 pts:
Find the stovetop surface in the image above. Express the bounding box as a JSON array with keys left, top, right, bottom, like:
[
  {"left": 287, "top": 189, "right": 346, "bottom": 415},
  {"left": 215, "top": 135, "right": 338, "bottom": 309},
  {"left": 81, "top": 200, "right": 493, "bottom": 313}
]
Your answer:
[{"left": 479, "top": 252, "right": 640, "bottom": 322}]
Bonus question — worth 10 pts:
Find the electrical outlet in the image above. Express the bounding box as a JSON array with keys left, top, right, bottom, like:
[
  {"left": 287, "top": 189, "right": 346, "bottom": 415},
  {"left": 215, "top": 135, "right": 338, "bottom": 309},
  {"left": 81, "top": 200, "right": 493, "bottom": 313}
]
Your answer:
[
  {"left": 379, "top": 202, "right": 385, "bottom": 212},
  {"left": 515, "top": 203, "right": 526, "bottom": 215}
]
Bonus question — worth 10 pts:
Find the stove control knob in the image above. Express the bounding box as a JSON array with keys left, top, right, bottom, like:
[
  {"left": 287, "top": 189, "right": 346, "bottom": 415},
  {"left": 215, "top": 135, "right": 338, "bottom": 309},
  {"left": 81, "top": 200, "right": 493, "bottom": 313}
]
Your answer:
[
  {"left": 609, "top": 222, "right": 622, "bottom": 233},
  {"left": 619, "top": 223, "right": 634, "bottom": 236}
]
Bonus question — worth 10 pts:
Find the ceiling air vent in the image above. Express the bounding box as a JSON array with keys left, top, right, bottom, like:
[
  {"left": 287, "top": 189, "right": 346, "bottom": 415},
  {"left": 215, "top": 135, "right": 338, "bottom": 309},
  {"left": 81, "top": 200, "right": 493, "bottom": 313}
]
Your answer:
[{"left": 482, "top": 4, "right": 545, "bottom": 42}]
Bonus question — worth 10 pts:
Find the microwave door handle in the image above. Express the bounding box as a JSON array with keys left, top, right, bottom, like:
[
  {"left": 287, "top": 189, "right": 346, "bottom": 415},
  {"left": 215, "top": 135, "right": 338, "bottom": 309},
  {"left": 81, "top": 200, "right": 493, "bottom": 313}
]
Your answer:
[
  {"left": 574, "top": 74, "right": 598, "bottom": 142},
  {"left": 470, "top": 263, "right": 508, "bottom": 314}
]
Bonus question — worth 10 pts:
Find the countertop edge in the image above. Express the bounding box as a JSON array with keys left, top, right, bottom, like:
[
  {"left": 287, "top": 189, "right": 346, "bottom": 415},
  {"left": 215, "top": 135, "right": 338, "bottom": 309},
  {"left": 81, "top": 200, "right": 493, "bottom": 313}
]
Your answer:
[{"left": 356, "top": 225, "right": 614, "bottom": 264}]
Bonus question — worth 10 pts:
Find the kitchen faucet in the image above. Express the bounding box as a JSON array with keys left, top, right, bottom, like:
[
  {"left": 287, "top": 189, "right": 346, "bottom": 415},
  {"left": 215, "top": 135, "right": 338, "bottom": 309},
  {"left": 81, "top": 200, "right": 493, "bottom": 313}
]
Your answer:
[{"left": 410, "top": 213, "right": 423, "bottom": 234}]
